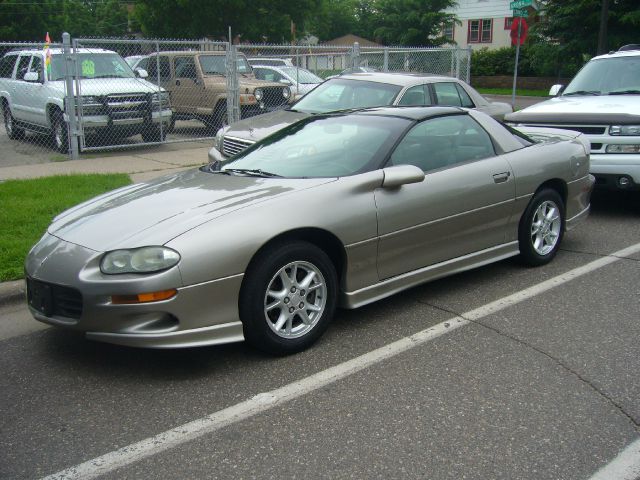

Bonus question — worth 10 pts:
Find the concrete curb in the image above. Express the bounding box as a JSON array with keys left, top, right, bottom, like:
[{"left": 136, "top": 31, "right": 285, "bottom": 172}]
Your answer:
[{"left": 0, "top": 279, "right": 25, "bottom": 307}]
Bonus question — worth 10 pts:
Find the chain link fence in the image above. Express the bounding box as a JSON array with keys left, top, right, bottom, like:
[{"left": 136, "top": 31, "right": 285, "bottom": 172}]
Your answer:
[{"left": 0, "top": 36, "right": 470, "bottom": 161}]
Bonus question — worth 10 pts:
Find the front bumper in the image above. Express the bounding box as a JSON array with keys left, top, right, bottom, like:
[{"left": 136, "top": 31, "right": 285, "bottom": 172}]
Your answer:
[
  {"left": 25, "top": 234, "right": 245, "bottom": 348},
  {"left": 590, "top": 154, "right": 640, "bottom": 190},
  {"left": 78, "top": 108, "right": 173, "bottom": 129}
]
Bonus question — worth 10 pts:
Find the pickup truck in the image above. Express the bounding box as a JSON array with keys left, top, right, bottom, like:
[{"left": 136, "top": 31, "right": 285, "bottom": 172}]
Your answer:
[{"left": 0, "top": 48, "right": 172, "bottom": 152}]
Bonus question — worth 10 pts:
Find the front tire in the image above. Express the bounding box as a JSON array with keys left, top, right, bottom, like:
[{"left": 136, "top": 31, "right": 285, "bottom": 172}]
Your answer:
[
  {"left": 240, "top": 241, "right": 337, "bottom": 355},
  {"left": 141, "top": 124, "right": 167, "bottom": 143},
  {"left": 3, "top": 103, "right": 25, "bottom": 140},
  {"left": 51, "top": 111, "right": 69, "bottom": 153},
  {"left": 518, "top": 188, "right": 565, "bottom": 266}
]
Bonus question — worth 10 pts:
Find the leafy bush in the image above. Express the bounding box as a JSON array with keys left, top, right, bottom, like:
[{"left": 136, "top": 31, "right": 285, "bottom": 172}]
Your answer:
[{"left": 471, "top": 44, "right": 583, "bottom": 78}]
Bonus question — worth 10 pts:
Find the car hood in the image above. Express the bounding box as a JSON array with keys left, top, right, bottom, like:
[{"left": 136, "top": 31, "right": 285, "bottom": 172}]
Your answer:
[
  {"left": 49, "top": 77, "right": 164, "bottom": 95},
  {"left": 48, "top": 168, "right": 334, "bottom": 251},
  {"left": 223, "top": 108, "right": 311, "bottom": 141},
  {"left": 506, "top": 95, "right": 640, "bottom": 124}
]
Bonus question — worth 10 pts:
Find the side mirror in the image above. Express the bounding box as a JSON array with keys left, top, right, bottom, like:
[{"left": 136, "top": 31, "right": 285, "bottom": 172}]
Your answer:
[
  {"left": 135, "top": 68, "right": 148, "bottom": 78},
  {"left": 280, "top": 78, "right": 292, "bottom": 85},
  {"left": 208, "top": 145, "right": 226, "bottom": 164},
  {"left": 382, "top": 165, "right": 425, "bottom": 188},
  {"left": 549, "top": 84, "right": 564, "bottom": 96},
  {"left": 24, "top": 71, "right": 40, "bottom": 82}
]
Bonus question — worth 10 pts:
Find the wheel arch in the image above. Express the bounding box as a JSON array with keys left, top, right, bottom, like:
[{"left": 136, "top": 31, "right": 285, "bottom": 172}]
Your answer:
[
  {"left": 46, "top": 103, "right": 63, "bottom": 128},
  {"left": 534, "top": 178, "right": 567, "bottom": 208},
  {"left": 242, "top": 227, "right": 347, "bottom": 290}
]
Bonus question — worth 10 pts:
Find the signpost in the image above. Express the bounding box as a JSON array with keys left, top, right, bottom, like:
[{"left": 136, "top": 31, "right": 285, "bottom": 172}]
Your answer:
[{"left": 510, "top": 1, "right": 531, "bottom": 109}]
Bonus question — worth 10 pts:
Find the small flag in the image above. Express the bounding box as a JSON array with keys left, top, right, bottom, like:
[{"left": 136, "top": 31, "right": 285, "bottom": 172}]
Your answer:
[{"left": 44, "top": 32, "right": 52, "bottom": 78}]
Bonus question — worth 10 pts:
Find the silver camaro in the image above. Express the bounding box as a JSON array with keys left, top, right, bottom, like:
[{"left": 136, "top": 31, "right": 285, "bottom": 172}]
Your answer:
[{"left": 25, "top": 106, "right": 594, "bottom": 354}]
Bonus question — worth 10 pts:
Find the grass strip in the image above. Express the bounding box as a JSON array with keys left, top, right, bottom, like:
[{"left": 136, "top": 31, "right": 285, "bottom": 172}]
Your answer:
[
  {"left": 0, "top": 174, "right": 132, "bottom": 282},
  {"left": 477, "top": 87, "right": 550, "bottom": 97}
]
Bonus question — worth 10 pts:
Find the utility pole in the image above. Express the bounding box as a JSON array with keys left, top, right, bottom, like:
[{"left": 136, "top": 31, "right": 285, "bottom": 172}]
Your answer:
[{"left": 597, "top": 0, "right": 609, "bottom": 55}]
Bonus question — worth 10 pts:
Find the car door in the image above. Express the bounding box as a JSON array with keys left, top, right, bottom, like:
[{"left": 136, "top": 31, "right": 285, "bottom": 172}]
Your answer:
[
  {"left": 375, "top": 113, "right": 515, "bottom": 280},
  {"left": 10, "top": 54, "right": 33, "bottom": 122},
  {"left": 172, "top": 56, "right": 202, "bottom": 114},
  {"left": 20, "top": 55, "right": 46, "bottom": 125}
]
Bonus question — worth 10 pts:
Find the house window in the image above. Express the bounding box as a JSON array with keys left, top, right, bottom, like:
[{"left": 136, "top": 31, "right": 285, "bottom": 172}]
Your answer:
[
  {"left": 505, "top": 17, "right": 514, "bottom": 29},
  {"left": 443, "top": 22, "right": 455, "bottom": 42},
  {"left": 468, "top": 19, "right": 493, "bottom": 43}
]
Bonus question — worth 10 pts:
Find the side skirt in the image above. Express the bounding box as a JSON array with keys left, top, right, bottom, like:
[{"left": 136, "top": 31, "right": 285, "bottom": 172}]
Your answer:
[{"left": 340, "top": 242, "right": 520, "bottom": 309}]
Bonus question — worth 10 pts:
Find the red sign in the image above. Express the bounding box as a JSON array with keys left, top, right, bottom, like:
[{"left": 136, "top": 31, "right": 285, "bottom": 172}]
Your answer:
[{"left": 510, "top": 17, "right": 528, "bottom": 45}]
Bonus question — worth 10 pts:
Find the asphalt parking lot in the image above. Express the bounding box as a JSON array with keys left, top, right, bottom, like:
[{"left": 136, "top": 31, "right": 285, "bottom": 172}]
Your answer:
[{"left": 1, "top": 190, "right": 639, "bottom": 480}]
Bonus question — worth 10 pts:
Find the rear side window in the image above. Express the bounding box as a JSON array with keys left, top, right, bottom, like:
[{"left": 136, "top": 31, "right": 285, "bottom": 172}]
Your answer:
[
  {"left": 0, "top": 55, "right": 17, "bottom": 78},
  {"left": 398, "top": 85, "right": 433, "bottom": 106}
]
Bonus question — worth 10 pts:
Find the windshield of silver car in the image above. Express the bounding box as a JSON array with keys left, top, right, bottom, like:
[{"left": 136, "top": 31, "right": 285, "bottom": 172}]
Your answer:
[
  {"left": 220, "top": 114, "right": 410, "bottom": 177},
  {"left": 278, "top": 67, "right": 323, "bottom": 84},
  {"left": 563, "top": 56, "right": 640, "bottom": 95},
  {"left": 292, "top": 78, "right": 403, "bottom": 114},
  {"left": 50, "top": 53, "right": 134, "bottom": 81}
]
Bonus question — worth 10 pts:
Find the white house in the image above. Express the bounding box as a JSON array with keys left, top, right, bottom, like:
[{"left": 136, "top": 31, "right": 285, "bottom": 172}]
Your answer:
[{"left": 444, "top": 0, "right": 540, "bottom": 50}]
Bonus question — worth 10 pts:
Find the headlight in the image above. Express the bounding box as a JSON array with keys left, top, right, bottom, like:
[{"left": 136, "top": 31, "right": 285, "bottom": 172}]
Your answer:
[
  {"left": 101, "top": 247, "right": 180, "bottom": 275},
  {"left": 213, "top": 126, "right": 227, "bottom": 150},
  {"left": 151, "top": 91, "right": 170, "bottom": 103},
  {"left": 610, "top": 125, "right": 640, "bottom": 136},
  {"left": 605, "top": 144, "right": 640, "bottom": 153},
  {"left": 283, "top": 86, "right": 291, "bottom": 99},
  {"left": 254, "top": 88, "right": 263, "bottom": 101}
]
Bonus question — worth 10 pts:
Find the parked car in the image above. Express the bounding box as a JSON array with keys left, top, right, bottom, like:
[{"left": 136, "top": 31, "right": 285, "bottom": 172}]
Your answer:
[
  {"left": 209, "top": 72, "right": 513, "bottom": 160},
  {"left": 252, "top": 65, "right": 323, "bottom": 100},
  {"left": 505, "top": 44, "right": 640, "bottom": 191},
  {"left": 131, "top": 51, "right": 293, "bottom": 130},
  {"left": 247, "top": 57, "right": 294, "bottom": 67},
  {"left": 25, "top": 106, "right": 593, "bottom": 355},
  {"left": 0, "top": 48, "right": 172, "bottom": 152},
  {"left": 124, "top": 55, "right": 147, "bottom": 68}
]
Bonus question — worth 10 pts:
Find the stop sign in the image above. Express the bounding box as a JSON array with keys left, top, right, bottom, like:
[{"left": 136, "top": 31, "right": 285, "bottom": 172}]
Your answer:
[{"left": 510, "top": 17, "right": 528, "bottom": 45}]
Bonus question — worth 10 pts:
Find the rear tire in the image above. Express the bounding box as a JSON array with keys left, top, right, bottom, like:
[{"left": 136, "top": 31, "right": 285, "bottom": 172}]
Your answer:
[
  {"left": 3, "top": 102, "right": 25, "bottom": 140},
  {"left": 518, "top": 188, "right": 565, "bottom": 266},
  {"left": 240, "top": 241, "right": 337, "bottom": 355}
]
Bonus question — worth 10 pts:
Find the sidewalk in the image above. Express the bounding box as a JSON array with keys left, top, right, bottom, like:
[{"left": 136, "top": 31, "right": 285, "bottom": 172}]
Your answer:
[
  {"left": 0, "top": 140, "right": 210, "bottom": 183},
  {"left": 1, "top": 140, "right": 211, "bottom": 305}
]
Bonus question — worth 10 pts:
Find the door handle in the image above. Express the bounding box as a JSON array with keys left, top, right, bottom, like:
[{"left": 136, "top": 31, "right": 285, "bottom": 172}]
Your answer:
[
  {"left": 493, "top": 172, "right": 510, "bottom": 183},
  {"left": 176, "top": 79, "right": 181, "bottom": 86}
]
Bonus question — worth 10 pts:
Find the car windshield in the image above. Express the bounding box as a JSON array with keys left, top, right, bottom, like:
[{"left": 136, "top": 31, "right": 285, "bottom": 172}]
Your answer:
[
  {"left": 278, "top": 67, "right": 323, "bottom": 84},
  {"left": 220, "top": 114, "right": 411, "bottom": 178},
  {"left": 50, "top": 53, "right": 134, "bottom": 81},
  {"left": 292, "top": 78, "right": 402, "bottom": 114},
  {"left": 563, "top": 56, "right": 640, "bottom": 95},
  {"left": 199, "top": 55, "right": 252, "bottom": 75}
]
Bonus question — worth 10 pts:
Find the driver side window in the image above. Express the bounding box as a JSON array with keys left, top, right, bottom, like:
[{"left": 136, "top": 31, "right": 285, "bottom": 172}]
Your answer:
[
  {"left": 389, "top": 115, "right": 495, "bottom": 172},
  {"left": 175, "top": 57, "right": 197, "bottom": 79}
]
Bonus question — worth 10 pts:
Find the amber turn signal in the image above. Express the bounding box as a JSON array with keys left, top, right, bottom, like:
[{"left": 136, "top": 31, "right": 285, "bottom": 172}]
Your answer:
[{"left": 111, "top": 289, "right": 177, "bottom": 304}]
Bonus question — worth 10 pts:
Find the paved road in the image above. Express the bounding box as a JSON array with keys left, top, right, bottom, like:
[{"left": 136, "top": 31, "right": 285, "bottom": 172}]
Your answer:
[{"left": 1, "top": 191, "right": 639, "bottom": 479}]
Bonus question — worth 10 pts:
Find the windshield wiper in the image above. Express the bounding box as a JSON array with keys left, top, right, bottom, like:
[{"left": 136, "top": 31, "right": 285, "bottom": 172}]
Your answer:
[
  {"left": 608, "top": 89, "right": 640, "bottom": 95},
  {"left": 223, "top": 168, "right": 282, "bottom": 177},
  {"left": 563, "top": 90, "right": 600, "bottom": 96}
]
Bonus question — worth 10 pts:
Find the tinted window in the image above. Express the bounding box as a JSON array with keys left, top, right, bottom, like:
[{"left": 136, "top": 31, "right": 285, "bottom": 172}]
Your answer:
[
  {"left": 389, "top": 114, "right": 495, "bottom": 172},
  {"left": 16, "top": 55, "right": 31, "bottom": 80},
  {"left": 398, "top": 85, "right": 432, "bottom": 106},
  {"left": 175, "top": 57, "right": 197, "bottom": 78},
  {"left": 146, "top": 56, "right": 170, "bottom": 82},
  {"left": 434, "top": 82, "right": 463, "bottom": 107},
  {"left": 0, "top": 55, "right": 17, "bottom": 78},
  {"left": 455, "top": 84, "right": 475, "bottom": 108}
]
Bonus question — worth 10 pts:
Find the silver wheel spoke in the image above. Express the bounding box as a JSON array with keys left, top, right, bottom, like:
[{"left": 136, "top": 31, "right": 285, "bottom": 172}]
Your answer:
[{"left": 263, "top": 259, "right": 328, "bottom": 340}]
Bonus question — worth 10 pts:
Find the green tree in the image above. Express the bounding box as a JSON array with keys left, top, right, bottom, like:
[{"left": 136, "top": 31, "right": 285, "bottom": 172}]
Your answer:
[
  {"left": 534, "top": 0, "right": 640, "bottom": 61},
  {"left": 373, "top": 0, "right": 457, "bottom": 46}
]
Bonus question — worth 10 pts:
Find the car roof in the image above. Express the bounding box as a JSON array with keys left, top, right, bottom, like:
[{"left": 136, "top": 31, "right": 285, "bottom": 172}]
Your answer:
[
  {"left": 591, "top": 48, "right": 640, "bottom": 61},
  {"left": 344, "top": 105, "right": 466, "bottom": 121},
  {"left": 3, "top": 48, "right": 116, "bottom": 56},
  {"left": 334, "top": 71, "right": 463, "bottom": 87}
]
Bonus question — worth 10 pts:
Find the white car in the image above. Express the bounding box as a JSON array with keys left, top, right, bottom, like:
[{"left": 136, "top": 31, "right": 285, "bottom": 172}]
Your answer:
[
  {"left": 506, "top": 44, "right": 640, "bottom": 191},
  {"left": 0, "top": 48, "right": 172, "bottom": 152},
  {"left": 252, "top": 65, "right": 323, "bottom": 100}
]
